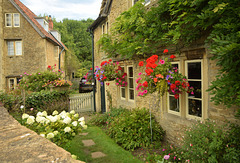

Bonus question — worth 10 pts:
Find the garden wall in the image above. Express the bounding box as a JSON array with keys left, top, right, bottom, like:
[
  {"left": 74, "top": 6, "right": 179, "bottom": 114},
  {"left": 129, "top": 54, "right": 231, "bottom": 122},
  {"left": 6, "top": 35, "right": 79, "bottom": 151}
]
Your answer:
[{"left": 0, "top": 106, "right": 83, "bottom": 163}]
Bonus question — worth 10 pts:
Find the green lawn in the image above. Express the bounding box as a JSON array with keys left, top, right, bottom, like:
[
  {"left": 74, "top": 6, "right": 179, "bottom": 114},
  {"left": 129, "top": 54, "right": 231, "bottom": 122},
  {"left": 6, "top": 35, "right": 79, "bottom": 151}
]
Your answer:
[{"left": 64, "top": 126, "right": 143, "bottom": 163}]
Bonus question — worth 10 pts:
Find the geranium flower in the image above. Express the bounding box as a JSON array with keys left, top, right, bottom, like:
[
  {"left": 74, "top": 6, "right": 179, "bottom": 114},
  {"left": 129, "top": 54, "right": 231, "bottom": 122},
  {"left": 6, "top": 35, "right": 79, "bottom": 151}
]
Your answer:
[
  {"left": 170, "top": 55, "right": 176, "bottom": 59},
  {"left": 163, "top": 49, "right": 168, "bottom": 53},
  {"left": 143, "top": 81, "right": 148, "bottom": 87},
  {"left": 174, "top": 94, "right": 179, "bottom": 99},
  {"left": 175, "top": 80, "right": 181, "bottom": 86},
  {"left": 138, "top": 61, "right": 144, "bottom": 66}
]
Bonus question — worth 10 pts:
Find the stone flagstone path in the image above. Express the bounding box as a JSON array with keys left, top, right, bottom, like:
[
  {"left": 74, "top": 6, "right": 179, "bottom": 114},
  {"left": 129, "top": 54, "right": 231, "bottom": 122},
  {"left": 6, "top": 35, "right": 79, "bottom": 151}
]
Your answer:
[{"left": 81, "top": 133, "right": 107, "bottom": 159}]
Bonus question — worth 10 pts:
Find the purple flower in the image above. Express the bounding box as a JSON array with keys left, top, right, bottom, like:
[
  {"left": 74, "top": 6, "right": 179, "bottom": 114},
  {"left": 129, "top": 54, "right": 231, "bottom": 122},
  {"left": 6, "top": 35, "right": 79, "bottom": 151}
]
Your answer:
[{"left": 166, "top": 75, "right": 170, "bottom": 80}]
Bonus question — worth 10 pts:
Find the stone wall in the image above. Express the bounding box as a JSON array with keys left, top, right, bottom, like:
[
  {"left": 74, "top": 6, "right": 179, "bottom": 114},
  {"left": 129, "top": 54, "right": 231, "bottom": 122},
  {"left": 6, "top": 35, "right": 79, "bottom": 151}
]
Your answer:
[
  {"left": 93, "top": 0, "right": 240, "bottom": 144},
  {"left": 0, "top": 106, "right": 83, "bottom": 163},
  {"left": 0, "top": 0, "right": 3, "bottom": 90},
  {"left": 1, "top": 0, "right": 64, "bottom": 91}
]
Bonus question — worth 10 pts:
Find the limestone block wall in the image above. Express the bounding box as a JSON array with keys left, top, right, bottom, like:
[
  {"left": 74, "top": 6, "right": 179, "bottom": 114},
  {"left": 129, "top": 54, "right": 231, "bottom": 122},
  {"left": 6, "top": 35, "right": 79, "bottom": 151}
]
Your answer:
[{"left": 0, "top": 0, "right": 4, "bottom": 91}]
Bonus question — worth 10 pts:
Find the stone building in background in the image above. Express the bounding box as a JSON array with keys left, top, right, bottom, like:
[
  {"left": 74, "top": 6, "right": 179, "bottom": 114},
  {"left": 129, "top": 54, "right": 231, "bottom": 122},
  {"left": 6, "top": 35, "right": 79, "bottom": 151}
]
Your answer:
[
  {"left": 88, "top": 0, "right": 239, "bottom": 144},
  {"left": 0, "top": 0, "right": 66, "bottom": 91}
]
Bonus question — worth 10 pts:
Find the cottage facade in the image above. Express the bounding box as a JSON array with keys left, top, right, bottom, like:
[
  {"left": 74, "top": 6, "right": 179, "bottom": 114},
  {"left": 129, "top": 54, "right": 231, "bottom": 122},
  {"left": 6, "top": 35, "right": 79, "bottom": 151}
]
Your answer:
[
  {"left": 0, "top": 0, "right": 66, "bottom": 91},
  {"left": 89, "top": 0, "right": 239, "bottom": 143}
]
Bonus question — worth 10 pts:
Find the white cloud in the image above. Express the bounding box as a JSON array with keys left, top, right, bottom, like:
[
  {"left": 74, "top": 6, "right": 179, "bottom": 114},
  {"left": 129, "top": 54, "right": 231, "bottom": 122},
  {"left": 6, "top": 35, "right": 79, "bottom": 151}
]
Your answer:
[{"left": 20, "top": 0, "right": 102, "bottom": 21}]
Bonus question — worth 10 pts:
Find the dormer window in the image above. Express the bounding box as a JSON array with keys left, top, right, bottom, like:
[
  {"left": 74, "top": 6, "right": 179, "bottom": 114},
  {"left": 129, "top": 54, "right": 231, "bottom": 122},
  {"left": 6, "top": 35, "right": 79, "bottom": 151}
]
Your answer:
[{"left": 5, "top": 13, "right": 20, "bottom": 27}]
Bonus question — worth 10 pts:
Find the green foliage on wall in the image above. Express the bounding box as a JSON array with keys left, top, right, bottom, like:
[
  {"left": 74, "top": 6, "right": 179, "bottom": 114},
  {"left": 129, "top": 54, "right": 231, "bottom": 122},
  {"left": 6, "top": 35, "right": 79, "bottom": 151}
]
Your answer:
[{"left": 98, "top": 0, "right": 240, "bottom": 108}]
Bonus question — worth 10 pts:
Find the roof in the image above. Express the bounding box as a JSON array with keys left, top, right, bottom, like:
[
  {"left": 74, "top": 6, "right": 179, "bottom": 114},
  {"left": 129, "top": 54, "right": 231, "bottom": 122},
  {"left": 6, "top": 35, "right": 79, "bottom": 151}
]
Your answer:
[
  {"left": 9, "top": 0, "right": 66, "bottom": 49},
  {"left": 88, "top": 0, "right": 112, "bottom": 32}
]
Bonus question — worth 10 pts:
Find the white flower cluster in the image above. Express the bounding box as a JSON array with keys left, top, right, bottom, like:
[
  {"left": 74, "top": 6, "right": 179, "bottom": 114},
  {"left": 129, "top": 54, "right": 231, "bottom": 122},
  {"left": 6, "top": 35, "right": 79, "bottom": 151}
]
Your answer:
[{"left": 22, "top": 110, "right": 87, "bottom": 142}]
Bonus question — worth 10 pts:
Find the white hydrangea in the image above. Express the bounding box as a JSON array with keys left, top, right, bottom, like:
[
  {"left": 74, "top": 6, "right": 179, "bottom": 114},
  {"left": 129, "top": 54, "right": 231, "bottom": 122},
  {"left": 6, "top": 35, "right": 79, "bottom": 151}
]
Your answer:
[
  {"left": 63, "top": 117, "right": 71, "bottom": 124},
  {"left": 78, "top": 117, "right": 85, "bottom": 122},
  {"left": 52, "top": 110, "right": 58, "bottom": 115},
  {"left": 74, "top": 113, "right": 79, "bottom": 118},
  {"left": 60, "top": 111, "right": 67, "bottom": 119},
  {"left": 42, "top": 111, "right": 47, "bottom": 117},
  {"left": 82, "top": 125, "right": 88, "bottom": 130},
  {"left": 40, "top": 134, "right": 45, "bottom": 137},
  {"left": 53, "top": 131, "right": 58, "bottom": 135},
  {"left": 26, "top": 116, "right": 35, "bottom": 125},
  {"left": 72, "top": 121, "right": 78, "bottom": 127},
  {"left": 22, "top": 113, "right": 29, "bottom": 120},
  {"left": 36, "top": 112, "right": 43, "bottom": 117},
  {"left": 36, "top": 116, "right": 46, "bottom": 124},
  {"left": 46, "top": 133, "right": 54, "bottom": 139},
  {"left": 70, "top": 110, "right": 75, "bottom": 114},
  {"left": 80, "top": 121, "right": 85, "bottom": 126},
  {"left": 64, "top": 127, "right": 71, "bottom": 133},
  {"left": 47, "top": 115, "right": 58, "bottom": 123}
]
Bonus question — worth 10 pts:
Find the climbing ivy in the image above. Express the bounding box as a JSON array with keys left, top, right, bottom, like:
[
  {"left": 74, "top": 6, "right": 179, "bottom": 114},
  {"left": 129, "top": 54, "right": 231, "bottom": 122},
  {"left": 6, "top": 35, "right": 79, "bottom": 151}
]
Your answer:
[{"left": 98, "top": 0, "right": 240, "bottom": 108}]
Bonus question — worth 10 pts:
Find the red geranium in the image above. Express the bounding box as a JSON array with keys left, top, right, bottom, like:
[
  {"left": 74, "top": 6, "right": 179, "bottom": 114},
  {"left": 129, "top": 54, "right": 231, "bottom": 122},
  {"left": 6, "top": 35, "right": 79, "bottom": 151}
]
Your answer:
[
  {"left": 170, "top": 84, "right": 176, "bottom": 90},
  {"left": 175, "top": 80, "right": 181, "bottom": 86},
  {"left": 163, "top": 49, "right": 168, "bottom": 53},
  {"left": 170, "top": 55, "right": 176, "bottom": 59},
  {"left": 174, "top": 94, "right": 179, "bottom": 99},
  {"left": 143, "top": 81, "right": 148, "bottom": 87},
  {"left": 139, "top": 61, "right": 144, "bottom": 67}
]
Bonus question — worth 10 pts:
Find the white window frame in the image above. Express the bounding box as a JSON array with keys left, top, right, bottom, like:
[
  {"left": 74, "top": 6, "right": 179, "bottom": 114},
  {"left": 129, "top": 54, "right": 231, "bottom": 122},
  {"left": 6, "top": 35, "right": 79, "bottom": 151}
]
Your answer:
[
  {"left": 7, "top": 40, "right": 22, "bottom": 56},
  {"left": 185, "top": 60, "right": 203, "bottom": 120},
  {"left": 168, "top": 62, "right": 181, "bottom": 116},
  {"left": 13, "top": 13, "right": 20, "bottom": 27},
  {"left": 5, "top": 13, "right": 20, "bottom": 27},
  {"left": 127, "top": 66, "right": 135, "bottom": 102},
  {"left": 8, "top": 78, "right": 16, "bottom": 90},
  {"left": 120, "top": 66, "right": 126, "bottom": 100}
]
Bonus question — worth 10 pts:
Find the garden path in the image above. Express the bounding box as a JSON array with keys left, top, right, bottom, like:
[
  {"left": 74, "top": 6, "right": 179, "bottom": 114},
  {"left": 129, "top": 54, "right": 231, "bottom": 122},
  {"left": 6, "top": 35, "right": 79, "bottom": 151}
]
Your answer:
[{"left": 0, "top": 106, "right": 84, "bottom": 163}]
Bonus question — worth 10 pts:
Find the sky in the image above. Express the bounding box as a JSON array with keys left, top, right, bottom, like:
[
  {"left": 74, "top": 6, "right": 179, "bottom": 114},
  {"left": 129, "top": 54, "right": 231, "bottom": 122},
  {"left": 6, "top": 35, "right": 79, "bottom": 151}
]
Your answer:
[{"left": 20, "top": 0, "right": 103, "bottom": 21}]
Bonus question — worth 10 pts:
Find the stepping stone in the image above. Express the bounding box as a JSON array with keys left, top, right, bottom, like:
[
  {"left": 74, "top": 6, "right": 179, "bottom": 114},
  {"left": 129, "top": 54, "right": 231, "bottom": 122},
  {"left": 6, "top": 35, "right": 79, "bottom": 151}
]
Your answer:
[
  {"left": 82, "top": 139, "right": 95, "bottom": 147},
  {"left": 91, "top": 152, "right": 106, "bottom": 158},
  {"left": 79, "top": 132, "right": 88, "bottom": 136}
]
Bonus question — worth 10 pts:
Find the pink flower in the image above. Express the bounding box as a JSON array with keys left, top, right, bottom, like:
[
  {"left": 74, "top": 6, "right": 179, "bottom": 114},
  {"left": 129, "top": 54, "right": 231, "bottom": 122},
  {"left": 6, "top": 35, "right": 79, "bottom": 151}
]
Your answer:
[
  {"left": 190, "top": 144, "right": 193, "bottom": 146},
  {"left": 162, "top": 149, "right": 165, "bottom": 151},
  {"left": 143, "top": 90, "right": 148, "bottom": 94},
  {"left": 164, "top": 155, "right": 170, "bottom": 160},
  {"left": 174, "top": 156, "right": 176, "bottom": 160},
  {"left": 20, "top": 75, "right": 22, "bottom": 77},
  {"left": 24, "top": 72, "right": 27, "bottom": 75},
  {"left": 138, "top": 72, "right": 142, "bottom": 76},
  {"left": 116, "top": 83, "right": 119, "bottom": 86},
  {"left": 160, "top": 60, "right": 165, "bottom": 64},
  {"left": 38, "top": 73, "right": 41, "bottom": 75},
  {"left": 30, "top": 108, "right": 34, "bottom": 111}
]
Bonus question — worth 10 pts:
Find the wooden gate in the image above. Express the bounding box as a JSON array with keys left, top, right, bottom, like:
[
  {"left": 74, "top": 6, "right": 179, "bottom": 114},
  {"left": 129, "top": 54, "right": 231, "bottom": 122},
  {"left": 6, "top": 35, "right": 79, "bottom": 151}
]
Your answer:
[{"left": 69, "top": 92, "right": 94, "bottom": 113}]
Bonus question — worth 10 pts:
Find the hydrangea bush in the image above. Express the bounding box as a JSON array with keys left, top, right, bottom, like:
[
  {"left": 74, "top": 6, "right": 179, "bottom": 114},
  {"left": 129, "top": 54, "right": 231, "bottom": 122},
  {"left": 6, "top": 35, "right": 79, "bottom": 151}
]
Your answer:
[{"left": 21, "top": 110, "right": 87, "bottom": 146}]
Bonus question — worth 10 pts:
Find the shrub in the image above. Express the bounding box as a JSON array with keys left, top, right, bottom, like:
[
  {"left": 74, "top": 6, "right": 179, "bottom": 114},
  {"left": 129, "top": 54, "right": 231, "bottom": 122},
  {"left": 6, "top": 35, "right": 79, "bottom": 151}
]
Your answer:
[
  {"left": 90, "top": 107, "right": 129, "bottom": 126},
  {"left": 107, "top": 108, "right": 165, "bottom": 151},
  {"left": 0, "top": 91, "right": 22, "bottom": 112},
  {"left": 21, "top": 110, "right": 87, "bottom": 147}
]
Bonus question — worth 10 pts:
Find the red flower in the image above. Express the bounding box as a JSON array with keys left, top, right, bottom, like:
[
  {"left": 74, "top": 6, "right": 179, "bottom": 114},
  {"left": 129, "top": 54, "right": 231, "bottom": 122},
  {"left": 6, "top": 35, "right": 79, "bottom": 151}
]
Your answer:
[
  {"left": 174, "top": 94, "right": 179, "bottom": 99},
  {"left": 170, "top": 84, "right": 176, "bottom": 90},
  {"left": 139, "top": 61, "right": 144, "bottom": 67},
  {"left": 109, "top": 59, "right": 112, "bottom": 62},
  {"left": 90, "top": 68, "right": 92, "bottom": 70},
  {"left": 47, "top": 65, "right": 51, "bottom": 69},
  {"left": 163, "top": 49, "right": 168, "bottom": 53},
  {"left": 145, "top": 69, "right": 153, "bottom": 76},
  {"left": 106, "top": 83, "right": 110, "bottom": 86},
  {"left": 175, "top": 80, "right": 181, "bottom": 86},
  {"left": 170, "top": 55, "right": 176, "bottom": 59},
  {"left": 100, "top": 61, "right": 108, "bottom": 66},
  {"left": 143, "top": 81, "right": 148, "bottom": 87}
]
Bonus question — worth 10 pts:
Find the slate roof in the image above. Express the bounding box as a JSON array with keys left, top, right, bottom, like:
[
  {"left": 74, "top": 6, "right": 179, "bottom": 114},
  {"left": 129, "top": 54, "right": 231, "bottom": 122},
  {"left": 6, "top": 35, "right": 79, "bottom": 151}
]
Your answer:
[{"left": 10, "top": 0, "right": 66, "bottom": 49}]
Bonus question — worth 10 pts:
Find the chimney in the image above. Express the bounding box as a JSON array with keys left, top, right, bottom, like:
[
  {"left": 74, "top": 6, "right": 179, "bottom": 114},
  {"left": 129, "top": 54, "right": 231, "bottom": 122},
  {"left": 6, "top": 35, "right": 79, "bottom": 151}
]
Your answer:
[{"left": 48, "top": 15, "right": 53, "bottom": 31}]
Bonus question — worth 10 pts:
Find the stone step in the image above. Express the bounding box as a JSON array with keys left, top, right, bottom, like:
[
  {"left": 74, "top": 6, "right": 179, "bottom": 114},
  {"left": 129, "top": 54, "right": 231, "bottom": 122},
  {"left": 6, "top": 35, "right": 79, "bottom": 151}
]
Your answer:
[
  {"left": 91, "top": 152, "right": 106, "bottom": 159},
  {"left": 82, "top": 139, "right": 95, "bottom": 147}
]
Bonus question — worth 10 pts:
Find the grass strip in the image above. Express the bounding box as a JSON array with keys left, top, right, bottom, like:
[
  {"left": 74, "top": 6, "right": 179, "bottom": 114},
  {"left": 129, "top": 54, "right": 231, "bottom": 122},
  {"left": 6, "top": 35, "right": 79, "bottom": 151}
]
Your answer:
[{"left": 64, "top": 126, "right": 143, "bottom": 163}]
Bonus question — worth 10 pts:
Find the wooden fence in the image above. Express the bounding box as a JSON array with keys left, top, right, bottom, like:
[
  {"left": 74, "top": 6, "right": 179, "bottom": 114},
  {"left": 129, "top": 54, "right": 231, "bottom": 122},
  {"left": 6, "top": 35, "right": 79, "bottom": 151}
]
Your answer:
[{"left": 69, "top": 92, "right": 94, "bottom": 113}]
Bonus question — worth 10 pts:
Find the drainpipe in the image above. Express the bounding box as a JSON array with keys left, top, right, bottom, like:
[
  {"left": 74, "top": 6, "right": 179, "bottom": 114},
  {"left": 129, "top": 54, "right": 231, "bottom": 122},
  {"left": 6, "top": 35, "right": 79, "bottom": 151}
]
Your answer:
[{"left": 89, "top": 29, "right": 96, "bottom": 112}]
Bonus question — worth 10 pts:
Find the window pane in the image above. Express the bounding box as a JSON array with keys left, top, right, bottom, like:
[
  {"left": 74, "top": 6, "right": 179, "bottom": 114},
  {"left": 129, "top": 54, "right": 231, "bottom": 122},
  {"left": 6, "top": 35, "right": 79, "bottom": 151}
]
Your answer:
[
  {"left": 15, "top": 41, "right": 22, "bottom": 55},
  {"left": 17, "top": 78, "right": 21, "bottom": 84},
  {"left": 121, "top": 87, "right": 126, "bottom": 98},
  {"left": 169, "top": 96, "right": 180, "bottom": 112},
  {"left": 7, "top": 41, "right": 14, "bottom": 56},
  {"left": 129, "top": 78, "right": 133, "bottom": 88},
  {"left": 129, "top": 89, "right": 134, "bottom": 100},
  {"left": 6, "top": 14, "right": 12, "bottom": 26},
  {"left": 188, "top": 62, "right": 201, "bottom": 79},
  {"left": 188, "top": 81, "right": 201, "bottom": 98},
  {"left": 13, "top": 14, "right": 20, "bottom": 27},
  {"left": 9, "top": 79, "right": 15, "bottom": 90},
  {"left": 188, "top": 99, "right": 202, "bottom": 117},
  {"left": 128, "top": 67, "right": 133, "bottom": 77}
]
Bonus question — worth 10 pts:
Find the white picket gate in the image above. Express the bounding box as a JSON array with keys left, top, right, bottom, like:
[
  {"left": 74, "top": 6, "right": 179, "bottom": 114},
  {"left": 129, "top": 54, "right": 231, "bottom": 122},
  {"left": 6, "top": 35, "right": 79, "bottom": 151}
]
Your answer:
[{"left": 69, "top": 92, "right": 94, "bottom": 113}]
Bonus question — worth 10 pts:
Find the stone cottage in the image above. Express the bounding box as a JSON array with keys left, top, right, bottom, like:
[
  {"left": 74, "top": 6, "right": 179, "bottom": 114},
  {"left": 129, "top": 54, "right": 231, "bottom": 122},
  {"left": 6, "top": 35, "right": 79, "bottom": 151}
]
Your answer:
[
  {"left": 0, "top": 0, "right": 66, "bottom": 91},
  {"left": 88, "top": 0, "right": 239, "bottom": 143}
]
